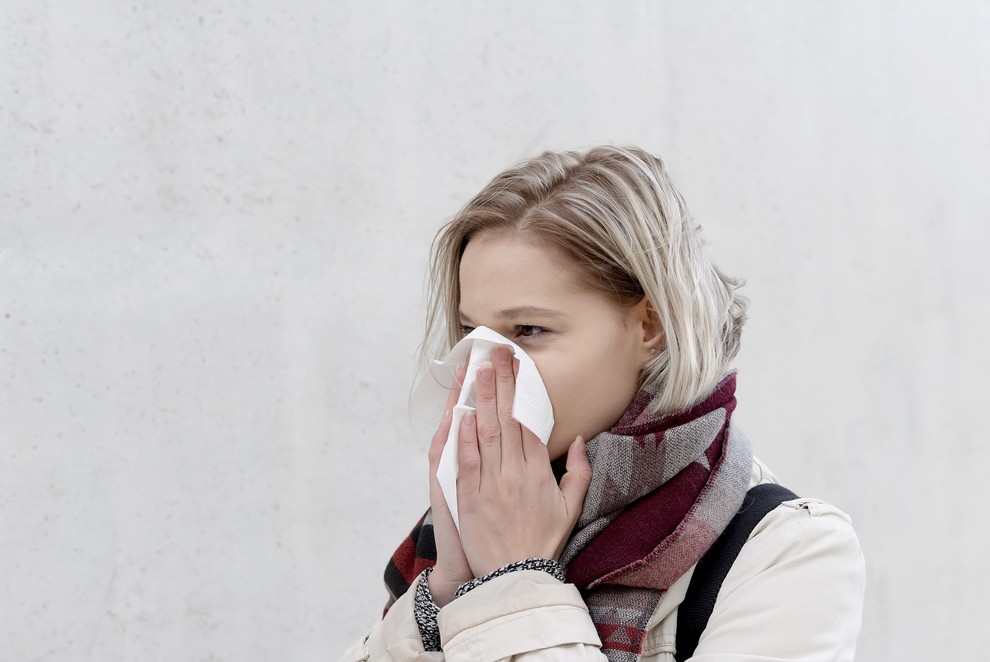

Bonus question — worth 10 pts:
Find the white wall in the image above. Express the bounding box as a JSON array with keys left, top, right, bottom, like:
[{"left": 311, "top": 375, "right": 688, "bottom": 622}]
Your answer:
[{"left": 2, "top": 2, "right": 987, "bottom": 660}]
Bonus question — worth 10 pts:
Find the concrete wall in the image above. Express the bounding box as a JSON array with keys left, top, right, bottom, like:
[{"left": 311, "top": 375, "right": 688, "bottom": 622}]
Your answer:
[{"left": 2, "top": 2, "right": 987, "bottom": 660}]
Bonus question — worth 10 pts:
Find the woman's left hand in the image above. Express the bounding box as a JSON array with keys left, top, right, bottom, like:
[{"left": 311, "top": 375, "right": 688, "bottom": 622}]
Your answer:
[{"left": 456, "top": 345, "right": 593, "bottom": 577}]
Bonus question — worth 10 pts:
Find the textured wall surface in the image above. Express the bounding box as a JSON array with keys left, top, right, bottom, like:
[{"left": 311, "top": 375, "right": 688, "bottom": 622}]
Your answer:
[{"left": 2, "top": 2, "right": 988, "bottom": 660}]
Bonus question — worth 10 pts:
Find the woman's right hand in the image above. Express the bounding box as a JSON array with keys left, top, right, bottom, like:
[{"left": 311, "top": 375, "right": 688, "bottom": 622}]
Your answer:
[{"left": 426, "top": 366, "right": 473, "bottom": 607}]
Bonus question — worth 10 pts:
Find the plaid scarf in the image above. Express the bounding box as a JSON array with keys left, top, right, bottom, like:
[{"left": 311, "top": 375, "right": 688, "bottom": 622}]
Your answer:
[{"left": 384, "top": 373, "right": 752, "bottom": 661}]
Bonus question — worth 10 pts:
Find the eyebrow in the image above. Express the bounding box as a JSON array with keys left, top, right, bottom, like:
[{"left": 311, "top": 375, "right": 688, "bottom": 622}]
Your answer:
[{"left": 459, "top": 306, "right": 566, "bottom": 325}]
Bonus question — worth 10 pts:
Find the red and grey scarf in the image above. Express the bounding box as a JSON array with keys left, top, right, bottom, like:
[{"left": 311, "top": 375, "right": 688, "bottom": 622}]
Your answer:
[{"left": 384, "top": 373, "right": 752, "bottom": 661}]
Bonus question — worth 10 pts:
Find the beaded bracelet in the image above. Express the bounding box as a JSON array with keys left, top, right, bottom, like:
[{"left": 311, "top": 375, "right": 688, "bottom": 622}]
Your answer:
[
  {"left": 413, "top": 567, "right": 442, "bottom": 652},
  {"left": 454, "top": 558, "right": 566, "bottom": 599}
]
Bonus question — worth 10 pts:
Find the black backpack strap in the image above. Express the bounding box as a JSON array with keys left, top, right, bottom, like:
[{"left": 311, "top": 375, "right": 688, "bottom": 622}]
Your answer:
[{"left": 674, "top": 483, "right": 799, "bottom": 661}]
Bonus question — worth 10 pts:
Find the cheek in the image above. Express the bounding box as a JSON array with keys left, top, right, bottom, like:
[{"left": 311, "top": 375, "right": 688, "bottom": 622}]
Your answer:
[
  {"left": 530, "top": 357, "right": 581, "bottom": 456},
  {"left": 537, "top": 352, "right": 641, "bottom": 458}
]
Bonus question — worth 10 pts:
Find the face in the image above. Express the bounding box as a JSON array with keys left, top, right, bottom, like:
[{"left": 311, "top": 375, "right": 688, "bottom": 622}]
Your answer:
[{"left": 458, "top": 231, "right": 658, "bottom": 460}]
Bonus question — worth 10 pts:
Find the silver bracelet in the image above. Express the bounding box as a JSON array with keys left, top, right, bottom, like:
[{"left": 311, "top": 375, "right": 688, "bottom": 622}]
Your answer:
[
  {"left": 454, "top": 558, "right": 565, "bottom": 599},
  {"left": 413, "top": 567, "right": 442, "bottom": 652}
]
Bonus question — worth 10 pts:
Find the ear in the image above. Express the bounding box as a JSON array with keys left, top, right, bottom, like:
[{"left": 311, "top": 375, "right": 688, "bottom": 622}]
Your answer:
[{"left": 631, "top": 297, "right": 665, "bottom": 360}]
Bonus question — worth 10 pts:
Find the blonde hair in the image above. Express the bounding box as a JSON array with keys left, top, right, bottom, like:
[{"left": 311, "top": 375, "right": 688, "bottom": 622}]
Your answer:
[{"left": 425, "top": 145, "right": 747, "bottom": 414}]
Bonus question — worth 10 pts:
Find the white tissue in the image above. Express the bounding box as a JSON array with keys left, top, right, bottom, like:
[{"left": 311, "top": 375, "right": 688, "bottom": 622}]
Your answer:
[{"left": 410, "top": 326, "right": 554, "bottom": 531}]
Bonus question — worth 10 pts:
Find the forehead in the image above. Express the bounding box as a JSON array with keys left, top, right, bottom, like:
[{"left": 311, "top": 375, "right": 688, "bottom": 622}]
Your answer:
[{"left": 458, "top": 231, "right": 585, "bottom": 315}]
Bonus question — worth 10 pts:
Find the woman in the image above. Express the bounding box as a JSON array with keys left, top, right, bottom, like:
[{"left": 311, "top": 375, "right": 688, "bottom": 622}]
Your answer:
[{"left": 341, "top": 146, "right": 865, "bottom": 661}]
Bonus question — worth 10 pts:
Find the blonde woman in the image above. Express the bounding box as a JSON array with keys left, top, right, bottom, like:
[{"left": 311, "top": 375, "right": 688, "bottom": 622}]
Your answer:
[{"left": 341, "top": 146, "right": 865, "bottom": 661}]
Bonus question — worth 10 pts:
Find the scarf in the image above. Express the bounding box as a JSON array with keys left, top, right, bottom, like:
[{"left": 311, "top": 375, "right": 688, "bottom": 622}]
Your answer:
[{"left": 384, "top": 373, "right": 752, "bottom": 661}]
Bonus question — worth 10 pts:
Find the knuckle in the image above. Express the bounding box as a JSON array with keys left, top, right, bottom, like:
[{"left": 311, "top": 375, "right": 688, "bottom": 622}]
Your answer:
[
  {"left": 428, "top": 440, "right": 445, "bottom": 465},
  {"left": 524, "top": 436, "right": 547, "bottom": 455},
  {"left": 459, "top": 456, "right": 480, "bottom": 473},
  {"left": 429, "top": 432, "right": 447, "bottom": 461},
  {"left": 478, "top": 424, "right": 501, "bottom": 445},
  {"left": 497, "top": 404, "right": 515, "bottom": 421},
  {"left": 476, "top": 388, "right": 496, "bottom": 405}
]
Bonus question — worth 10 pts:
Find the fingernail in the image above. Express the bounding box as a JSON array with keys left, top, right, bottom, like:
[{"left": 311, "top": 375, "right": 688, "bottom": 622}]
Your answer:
[
  {"left": 462, "top": 412, "right": 475, "bottom": 428},
  {"left": 494, "top": 346, "right": 511, "bottom": 364},
  {"left": 478, "top": 362, "right": 494, "bottom": 383}
]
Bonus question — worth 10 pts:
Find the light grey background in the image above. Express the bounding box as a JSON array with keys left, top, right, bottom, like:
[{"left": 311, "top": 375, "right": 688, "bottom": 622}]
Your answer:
[{"left": 2, "top": 1, "right": 987, "bottom": 660}]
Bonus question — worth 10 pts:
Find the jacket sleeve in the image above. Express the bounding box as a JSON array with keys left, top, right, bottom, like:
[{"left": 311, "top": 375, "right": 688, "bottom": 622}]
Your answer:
[
  {"left": 337, "top": 573, "right": 443, "bottom": 662},
  {"left": 438, "top": 570, "right": 607, "bottom": 661},
  {"left": 687, "top": 498, "right": 867, "bottom": 662},
  {"left": 339, "top": 570, "right": 608, "bottom": 662}
]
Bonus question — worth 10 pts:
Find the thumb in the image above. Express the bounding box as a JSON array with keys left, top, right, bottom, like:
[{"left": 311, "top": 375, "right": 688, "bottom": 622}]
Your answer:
[{"left": 558, "top": 436, "right": 592, "bottom": 523}]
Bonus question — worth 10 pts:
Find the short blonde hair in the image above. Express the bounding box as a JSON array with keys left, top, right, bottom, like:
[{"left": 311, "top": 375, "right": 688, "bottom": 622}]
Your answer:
[{"left": 425, "top": 145, "right": 747, "bottom": 414}]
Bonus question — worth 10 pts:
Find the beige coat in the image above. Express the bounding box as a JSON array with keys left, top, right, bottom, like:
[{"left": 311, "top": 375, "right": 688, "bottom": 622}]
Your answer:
[{"left": 340, "top": 460, "right": 866, "bottom": 661}]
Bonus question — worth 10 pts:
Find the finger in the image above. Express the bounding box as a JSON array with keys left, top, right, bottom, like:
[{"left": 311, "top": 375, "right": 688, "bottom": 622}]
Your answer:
[
  {"left": 428, "top": 413, "right": 457, "bottom": 528},
  {"left": 559, "top": 437, "right": 593, "bottom": 526},
  {"left": 520, "top": 422, "right": 546, "bottom": 465},
  {"left": 445, "top": 364, "right": 466, "bottom": 414},
  {"left": 428, "top": 408, "right": 454, "bottom": 470},
  {"left": 457, "top": 412, "right": 481, "bottom": 496},
  {"left": 473, "top": 360, "right": 502, "bottom": 476},
  {"left": 429, "top": 365, "right": 466, "bottom": 470},
  {"left": 492, "top": 345, "right": 524, "bottom": 469}
]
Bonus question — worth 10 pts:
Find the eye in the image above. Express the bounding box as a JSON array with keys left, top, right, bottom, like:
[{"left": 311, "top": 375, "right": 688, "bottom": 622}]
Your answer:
[
  {"left": 459, "top": 324, "right": 475, "bottom": 337},
  {"left": 515, "top": 325, "right": 546, "bottom": 339}
]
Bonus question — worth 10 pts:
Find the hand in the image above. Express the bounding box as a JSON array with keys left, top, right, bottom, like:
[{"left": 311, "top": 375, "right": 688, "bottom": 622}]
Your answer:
[
  {"left": 426, "top": 365, "right": 474, "bottom": 607},
  {"left": 456, "top": 345, "right": 593, "bottom": 577}
]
